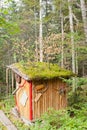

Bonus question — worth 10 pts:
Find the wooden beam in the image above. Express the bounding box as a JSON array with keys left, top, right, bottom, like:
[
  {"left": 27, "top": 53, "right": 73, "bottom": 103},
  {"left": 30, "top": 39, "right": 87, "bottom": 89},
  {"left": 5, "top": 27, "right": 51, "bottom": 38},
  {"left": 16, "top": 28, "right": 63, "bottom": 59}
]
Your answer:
[
  {"left": 12, "top": 71, "right": 14, "bottom": 92},
  {"left": 0, "top": 110, "right": 17, "bottom": 130}
]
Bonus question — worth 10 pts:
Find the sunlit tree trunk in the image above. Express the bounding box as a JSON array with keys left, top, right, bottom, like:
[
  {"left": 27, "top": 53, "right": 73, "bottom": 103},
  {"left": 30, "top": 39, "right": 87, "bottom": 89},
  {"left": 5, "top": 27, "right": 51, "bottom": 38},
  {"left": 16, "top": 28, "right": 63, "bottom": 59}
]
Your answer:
[
  {"left": 39, "top": 0, "right": 43, "bottom": 62},
  {"left": 68, "top": 0, "right": 76, "bottom": 92},
  {"left": 60, "top": 3, "right": 64, "bottom": 68},
  {"left": 34, "top": 7, "right": 38, "bottom": 62},
  {"left": 68, "top": 0, "right": 75, "bottom": 73},
  {"left": 80, "top": 0, "right": 87, "bottom": 43}
]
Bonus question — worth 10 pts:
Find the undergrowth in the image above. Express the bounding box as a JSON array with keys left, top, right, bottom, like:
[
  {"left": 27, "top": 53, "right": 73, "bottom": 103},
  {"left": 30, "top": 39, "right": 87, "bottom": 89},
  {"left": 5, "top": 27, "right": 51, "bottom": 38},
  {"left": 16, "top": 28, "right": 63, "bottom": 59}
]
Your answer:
[{"left": 29, "top": 104, "right": 87, "bottom": 130}]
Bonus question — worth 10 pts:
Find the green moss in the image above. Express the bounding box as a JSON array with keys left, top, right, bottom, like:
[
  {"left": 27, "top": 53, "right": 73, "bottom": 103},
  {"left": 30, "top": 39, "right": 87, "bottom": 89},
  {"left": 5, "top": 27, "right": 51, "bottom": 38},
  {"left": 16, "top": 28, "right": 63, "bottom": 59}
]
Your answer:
[{"left": 13, "top": 62, "right": 74, "bottom": 80}]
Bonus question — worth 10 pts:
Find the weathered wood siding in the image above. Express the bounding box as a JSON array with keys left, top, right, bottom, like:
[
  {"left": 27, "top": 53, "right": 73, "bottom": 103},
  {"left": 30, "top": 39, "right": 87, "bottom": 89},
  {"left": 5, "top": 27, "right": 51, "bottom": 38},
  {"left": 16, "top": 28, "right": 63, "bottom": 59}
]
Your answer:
[
  {"left": 32, "top": 79, "right": 67, "bottom": 119},
  {"left": 15, "top": 78, "right": 67, "bottom": 121},
  {"left": 16, "top": 79, "right": 31, "bottom": 120}
]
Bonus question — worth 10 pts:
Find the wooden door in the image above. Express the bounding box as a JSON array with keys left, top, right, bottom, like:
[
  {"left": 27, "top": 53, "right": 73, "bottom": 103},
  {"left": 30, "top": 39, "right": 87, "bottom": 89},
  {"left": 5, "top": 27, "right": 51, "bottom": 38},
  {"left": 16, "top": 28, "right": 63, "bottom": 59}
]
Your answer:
[{"left": 16, "top": 79, "right": 32, "bottom": 121}]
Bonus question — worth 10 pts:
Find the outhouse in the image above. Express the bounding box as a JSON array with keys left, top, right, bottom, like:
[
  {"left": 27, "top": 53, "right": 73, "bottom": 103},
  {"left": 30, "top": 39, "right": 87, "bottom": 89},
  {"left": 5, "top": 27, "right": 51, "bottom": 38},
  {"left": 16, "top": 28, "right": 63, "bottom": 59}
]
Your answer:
[{"left": 6, "top": 62, "right": 74, "bottom": 123}]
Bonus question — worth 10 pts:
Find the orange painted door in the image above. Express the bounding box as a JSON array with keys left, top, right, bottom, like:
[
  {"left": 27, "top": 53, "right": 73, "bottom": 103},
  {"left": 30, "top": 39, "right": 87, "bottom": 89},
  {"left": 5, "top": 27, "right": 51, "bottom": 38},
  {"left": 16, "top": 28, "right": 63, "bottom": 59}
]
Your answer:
[{"left": 16, "top": 79, "right": 32, "bottom": 121}]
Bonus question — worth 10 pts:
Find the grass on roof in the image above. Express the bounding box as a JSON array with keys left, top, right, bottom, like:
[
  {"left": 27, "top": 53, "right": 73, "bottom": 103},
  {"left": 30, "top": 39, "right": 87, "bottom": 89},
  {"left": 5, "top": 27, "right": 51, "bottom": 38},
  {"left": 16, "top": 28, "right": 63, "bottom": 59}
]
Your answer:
[{"left": 14, "top": 62, "right": 74, "bottom": 80}]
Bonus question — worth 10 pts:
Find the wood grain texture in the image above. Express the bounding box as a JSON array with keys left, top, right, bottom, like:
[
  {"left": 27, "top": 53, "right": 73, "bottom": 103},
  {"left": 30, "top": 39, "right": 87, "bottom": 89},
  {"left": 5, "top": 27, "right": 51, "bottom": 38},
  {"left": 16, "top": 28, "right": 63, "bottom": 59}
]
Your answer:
[
  {"left": 32, "top": 79, "right": 67, "bottom": 120},
  {"left": 16, "top": 79, "right": 30, "bottom": 120}
]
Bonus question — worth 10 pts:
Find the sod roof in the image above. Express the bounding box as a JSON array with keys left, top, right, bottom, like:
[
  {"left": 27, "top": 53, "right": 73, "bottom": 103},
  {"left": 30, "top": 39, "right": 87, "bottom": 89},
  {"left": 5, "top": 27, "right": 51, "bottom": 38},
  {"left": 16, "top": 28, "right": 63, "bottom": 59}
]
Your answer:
[{"left": 8, "top": 62, "right": 75, "bottom": 81}]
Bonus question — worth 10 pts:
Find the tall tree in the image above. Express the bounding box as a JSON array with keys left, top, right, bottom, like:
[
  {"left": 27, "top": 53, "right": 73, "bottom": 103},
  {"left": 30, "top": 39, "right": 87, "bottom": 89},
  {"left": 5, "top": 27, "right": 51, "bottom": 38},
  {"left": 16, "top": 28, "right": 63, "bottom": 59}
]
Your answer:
[
  {"left": 68, "top": 0, "right": 76, "bottom": 92},
  {"left": 68, "top": 0, "right": 75, "bottom": 73},
  {"left": 80, "top": 0, "right": 87, "bottom": 43},
  {"left": 60, "top": 2, "right": 64, "bottom": 68},
  {"left": 39, "top": 0, "right": 43, "bottom": 62}
]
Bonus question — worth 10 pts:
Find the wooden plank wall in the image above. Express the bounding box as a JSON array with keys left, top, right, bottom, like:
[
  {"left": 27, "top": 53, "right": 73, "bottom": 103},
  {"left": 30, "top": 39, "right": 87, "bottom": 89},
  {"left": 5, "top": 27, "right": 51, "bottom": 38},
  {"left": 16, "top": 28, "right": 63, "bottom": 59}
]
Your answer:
[{"left": 32, "top": 79, "right": 67, "bottom": 120}]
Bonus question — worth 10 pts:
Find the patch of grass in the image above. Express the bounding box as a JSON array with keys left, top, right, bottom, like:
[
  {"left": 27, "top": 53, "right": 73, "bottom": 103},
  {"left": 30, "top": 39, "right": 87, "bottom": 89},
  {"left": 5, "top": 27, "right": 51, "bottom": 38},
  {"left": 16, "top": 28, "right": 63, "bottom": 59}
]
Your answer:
[
  {"left": 8, "top": 114, "right": 29, "bottom": 130},
  {"left": 0, "top": 122, "right": 7, "bottom": 130}
]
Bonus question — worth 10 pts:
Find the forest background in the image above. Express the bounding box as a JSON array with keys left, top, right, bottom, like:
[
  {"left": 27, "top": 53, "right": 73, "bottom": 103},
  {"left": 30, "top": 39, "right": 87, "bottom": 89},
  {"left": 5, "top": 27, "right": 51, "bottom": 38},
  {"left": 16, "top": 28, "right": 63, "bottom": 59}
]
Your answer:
[
  {"left": 0, "top": 0, "right": 87, "bottom": 81},
  {"left": 0, "top": 0, "right": 87, "bottom": 129},
  {"left": 0, "top": 0, "right": 87, "bottom": 102}
]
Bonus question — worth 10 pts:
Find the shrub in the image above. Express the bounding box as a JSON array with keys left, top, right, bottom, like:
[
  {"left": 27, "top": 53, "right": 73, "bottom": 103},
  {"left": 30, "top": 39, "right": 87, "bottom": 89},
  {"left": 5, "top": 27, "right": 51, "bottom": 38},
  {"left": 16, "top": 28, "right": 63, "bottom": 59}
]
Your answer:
[{"left": 30, "top": 104, "right": 87, "bottom": 130}]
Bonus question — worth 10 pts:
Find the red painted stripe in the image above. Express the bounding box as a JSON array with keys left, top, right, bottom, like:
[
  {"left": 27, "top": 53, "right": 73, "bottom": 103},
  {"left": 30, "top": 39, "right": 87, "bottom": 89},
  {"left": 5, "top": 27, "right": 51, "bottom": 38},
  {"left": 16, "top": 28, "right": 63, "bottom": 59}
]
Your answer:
[{"left": 29, "top": 81, "right": 32, "bottom": 120}]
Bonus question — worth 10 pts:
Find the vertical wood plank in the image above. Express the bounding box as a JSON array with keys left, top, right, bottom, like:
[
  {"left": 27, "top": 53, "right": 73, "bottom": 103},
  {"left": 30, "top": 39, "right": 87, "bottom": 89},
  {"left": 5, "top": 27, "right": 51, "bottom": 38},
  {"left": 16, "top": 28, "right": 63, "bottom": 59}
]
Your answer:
[
  {"left": 33, "top": 79, "right": 67, "bottom": 120},
  {"left": 12, "top": 71, "right": 14, "bottom": 92}
]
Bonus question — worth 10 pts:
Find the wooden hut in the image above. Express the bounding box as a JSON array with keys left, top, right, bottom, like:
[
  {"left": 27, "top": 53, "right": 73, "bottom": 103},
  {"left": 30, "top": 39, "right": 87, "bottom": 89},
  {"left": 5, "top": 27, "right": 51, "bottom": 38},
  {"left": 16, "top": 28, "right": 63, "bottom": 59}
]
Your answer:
[{"left": 6, "top": 62, "right": 74, "bottom": 123}]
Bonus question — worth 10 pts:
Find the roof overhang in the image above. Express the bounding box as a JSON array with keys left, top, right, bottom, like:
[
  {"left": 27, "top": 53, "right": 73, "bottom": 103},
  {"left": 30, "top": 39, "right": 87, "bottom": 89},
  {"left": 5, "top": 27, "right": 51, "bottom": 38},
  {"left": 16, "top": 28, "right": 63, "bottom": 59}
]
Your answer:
[{"left": 7, "top": 65, "right": 29, "bottom": 81}]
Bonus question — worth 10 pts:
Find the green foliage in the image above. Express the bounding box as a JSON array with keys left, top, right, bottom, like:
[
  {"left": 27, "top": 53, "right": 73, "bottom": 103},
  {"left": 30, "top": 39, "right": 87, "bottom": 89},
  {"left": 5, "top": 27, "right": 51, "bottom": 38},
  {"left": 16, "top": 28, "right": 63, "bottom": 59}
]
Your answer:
[
  {"left": 0, "top": 0, "right": 21, "bottom": 83},
  {"left": 63, "top": 77, "right": 87, "bottom": 87},
  {"left": 30, "top": 109, "right": 63, "bottom": 130},
  {"left": 5, "top": 22, "right": 20, "bottom": 35},
  {"left": 11, "top": 117, "right": 29, "bottom": 130},
  {"left": 0, "top": 17, "right": 6, "bottom": 27},
  {"left": 76, "top": 77, "right": 87, "bottom": 86},
  {"left": 63, "top": 77, "right": 87, "bottom": 107},
  {"left": 1, "top": 95, "right": 15, "bottom": 112},
  {"left": 30, "top": 105, "right": 87, "bottom": 130},
  {"left": 0, "top": 2, "right": 20, "bottom": 35}
]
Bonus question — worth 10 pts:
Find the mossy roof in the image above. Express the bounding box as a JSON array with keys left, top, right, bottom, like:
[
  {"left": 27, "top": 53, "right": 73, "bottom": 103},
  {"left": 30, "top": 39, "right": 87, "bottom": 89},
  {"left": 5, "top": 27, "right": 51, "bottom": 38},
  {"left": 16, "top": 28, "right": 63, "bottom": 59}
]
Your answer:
[{"left": 8, "top": 62, "right": 75, "bottom": 81}]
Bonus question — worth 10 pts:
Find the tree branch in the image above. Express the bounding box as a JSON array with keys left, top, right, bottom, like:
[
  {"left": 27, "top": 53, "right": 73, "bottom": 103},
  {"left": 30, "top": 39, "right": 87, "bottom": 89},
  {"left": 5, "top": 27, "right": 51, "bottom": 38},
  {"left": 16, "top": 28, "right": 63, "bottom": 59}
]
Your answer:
[{"left": 72, "top": 13, "right": 79, "bottom": 23}]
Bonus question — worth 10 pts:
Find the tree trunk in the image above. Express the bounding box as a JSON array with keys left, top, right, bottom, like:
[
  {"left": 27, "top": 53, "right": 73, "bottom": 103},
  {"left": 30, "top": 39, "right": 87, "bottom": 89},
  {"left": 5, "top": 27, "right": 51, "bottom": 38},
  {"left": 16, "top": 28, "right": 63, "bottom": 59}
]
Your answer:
[
  {"left": 60, "top": 3, "right": 64, "bottom": 68},
  {"left": 80, "top": 0, "right": 87, "bottom": 43},
  {"left": 34, "top": 7, "right": 38, "bottom": 62},
  {"left": 39, "top": 0, "right": 43, "bottom": 62},
  {"left": 75, "top": 50, "right": 78, "bottom": 74},
  {"left": 68, "top": 0, "right": 76, "bottom": 92},
  {"left": 68, "top": 0, "right": 75, "bottom": 73}
]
